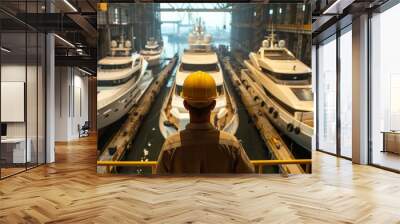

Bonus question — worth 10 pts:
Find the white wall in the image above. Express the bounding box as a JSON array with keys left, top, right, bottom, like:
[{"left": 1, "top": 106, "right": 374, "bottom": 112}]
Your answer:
[
  {"left": 55, "top": 66, "right": 69, "bottom": 141},
  {"left": 46, "top": 33, "right": 56, "bottom": 163},
  {"left": 1, "top": 65, "right": 33, "bottom": 138},
  {"left": 352, "top": 14, "right": 369, "bottom": 164},
  {"left": 1, "top": 65, "right": 26, "bottom": 142},
  {"left": 311, "top": 45, "right": 316, "bottom": 151},
  {"left": 1, "top": 63, "right": 46, "bottom": 164},
  {"left": 54, "top": 67, "right": 89, "bottom": 141},
  {"left": 72, "top": 73, "right": 89, "bottom": 138}
]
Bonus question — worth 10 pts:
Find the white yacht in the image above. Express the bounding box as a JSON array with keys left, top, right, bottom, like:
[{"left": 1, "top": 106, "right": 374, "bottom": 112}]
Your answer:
[
  {"left": 244, "top": 31, "right": 313, "bottom": 150},
  {"left": 140, "top": 38, "right": 163, "bottom": 67},
  {"left": 159, "top": 21, "right": 239, "bottom": 138},
  {"left": 97, "top": 37, "right": 151, "bottom": 129}
]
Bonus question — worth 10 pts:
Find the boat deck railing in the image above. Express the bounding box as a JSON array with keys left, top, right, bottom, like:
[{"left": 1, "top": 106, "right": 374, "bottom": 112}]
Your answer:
[{"left": 97, "top": 159, "right": 312, "bottom": 174}]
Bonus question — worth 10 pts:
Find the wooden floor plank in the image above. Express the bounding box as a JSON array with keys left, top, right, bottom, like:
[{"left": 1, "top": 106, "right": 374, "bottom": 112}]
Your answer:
[{"left": 0, "top": 135, "right": 399, "bottom": 223}]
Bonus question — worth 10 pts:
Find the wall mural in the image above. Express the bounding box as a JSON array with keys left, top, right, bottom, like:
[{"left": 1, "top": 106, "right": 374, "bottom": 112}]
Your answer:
[{"left": 96, "top": 3, "right": 312, "bottom": 175}]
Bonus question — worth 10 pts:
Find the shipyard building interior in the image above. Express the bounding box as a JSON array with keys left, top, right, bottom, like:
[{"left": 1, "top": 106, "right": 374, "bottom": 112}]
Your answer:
[
  {"left": 96, "top": 3, "right": 312, "bottom": 175},
  {"left": 0, "top": 0, "right": 399, "bottom": 222}
]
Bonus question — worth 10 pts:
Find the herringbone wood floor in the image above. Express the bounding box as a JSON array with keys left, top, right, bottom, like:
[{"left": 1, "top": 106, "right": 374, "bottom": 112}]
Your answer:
[{"left": 1, "top": 135, "right": 400, "bottom": 223}]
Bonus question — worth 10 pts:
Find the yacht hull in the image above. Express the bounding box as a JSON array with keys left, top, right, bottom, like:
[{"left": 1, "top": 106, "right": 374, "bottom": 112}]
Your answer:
[
  {"left": 97, "top": 71, "right": 153, "bottom": 129},
  {"left": 243, "top": 62, "right": 313, "bottom": 151}
]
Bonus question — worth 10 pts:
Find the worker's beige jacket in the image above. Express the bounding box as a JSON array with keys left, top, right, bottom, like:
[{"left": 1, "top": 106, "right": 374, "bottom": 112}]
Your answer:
[{"left": 156, "top": 123, "right": 255, "bottom": 174}]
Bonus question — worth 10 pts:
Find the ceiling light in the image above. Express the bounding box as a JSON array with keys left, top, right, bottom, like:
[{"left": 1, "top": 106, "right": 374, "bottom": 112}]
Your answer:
[
  {"left": 322, "top": 0, "right": 355, "bottom": 15},
  {"left": 78, "top": 67, "right": 93, "bottom": 76},
  {"left": 1, "top": 47, "right": 11, "bottom": 53},
  {"left": 63, "top": 0, "right": 78, "bottom": 12},
  {"left": 54, "top": 34, "right": 75, "bottom": 48},
  {"left": 323, "top": 0, "right": 341, "bottom": 14}
]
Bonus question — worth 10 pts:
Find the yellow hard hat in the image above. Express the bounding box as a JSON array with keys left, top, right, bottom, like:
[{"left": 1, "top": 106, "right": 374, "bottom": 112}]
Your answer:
[
  {"left": 182, "top": 71, "right": 217, "bottom": 108},
  {"left": 98, "top": 3, "right": 108, "bottom": 12}
]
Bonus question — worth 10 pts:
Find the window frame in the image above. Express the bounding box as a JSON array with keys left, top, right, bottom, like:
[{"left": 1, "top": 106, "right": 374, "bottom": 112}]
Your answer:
[{"left": 315, "top": 24, "right": 353, "bottom": 161}]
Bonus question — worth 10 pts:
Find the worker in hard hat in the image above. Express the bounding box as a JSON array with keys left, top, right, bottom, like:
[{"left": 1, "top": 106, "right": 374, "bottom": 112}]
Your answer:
[{"left": 156, "top": 71, "right": 254, "bottom": 174}]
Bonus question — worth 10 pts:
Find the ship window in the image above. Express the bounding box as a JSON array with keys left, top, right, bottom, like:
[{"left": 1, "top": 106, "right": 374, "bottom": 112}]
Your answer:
[
  {"left": 270, "top": 72, "right": 311, "bottom": 81},
  {"left": 261, "top": 67, "right": 311, "bottom": 84},
  {"left": 291, "top": 88, "right": 313, "bottom": 101},
  {"left": 180, "top": 63, "right": 219, "bottom": 72},
  {"left": 99, "top": 62, "right": 132, "bottom": 70},
  {"left": 264, "top": 49, "right": 295, "bottom": 60},
  {"left": 97, "top": 69, "right": 140, "bottom": 86},
  {"left": 134, "top": 58, "right": 140, "bottom": 66},
  {"left": 216, "top": 85, "right": 224, "bottom": 96},
  {"left": 175, "top": 85, "right": 183, "bottom": 96}
]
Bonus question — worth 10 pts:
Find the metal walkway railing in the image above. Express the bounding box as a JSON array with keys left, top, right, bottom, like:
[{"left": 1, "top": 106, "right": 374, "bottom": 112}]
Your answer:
[{"left": 97, "top": 159, "right": 312, "bottom": 174}]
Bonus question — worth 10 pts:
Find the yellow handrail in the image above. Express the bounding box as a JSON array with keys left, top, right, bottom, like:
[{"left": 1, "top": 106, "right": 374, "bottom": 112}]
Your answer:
[
  {"left": 97, "top": 159, "right": 312, "bottom": 174},
  {"left": 250, "top": 159, "right": 311, "bottom": 165},
  {"left": 97, "top": 161, "right": 158, "bottom": 166}
]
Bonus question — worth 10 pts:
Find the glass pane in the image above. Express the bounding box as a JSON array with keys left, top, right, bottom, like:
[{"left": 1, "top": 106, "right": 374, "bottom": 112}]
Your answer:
[
  {"left": 1, "top": 31, "right": 27, "bottom": 177},
  {"left": 339, "top": 29, "right": 352, "bottom": 158},
  {"left": 371, "top": 4, "right": 400, "bottom": 171},
  {"left": 27, "top": 31, "right": 38, "bottom": 169},
  {"left": 38, "top": 33, "right": 46, "bottom": 165},
  {"left": 0, "top": 0, "right": 46, "bottom": 178},
  {"left": 317, "top": 36, "right": 337, "bottom": 154}
]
